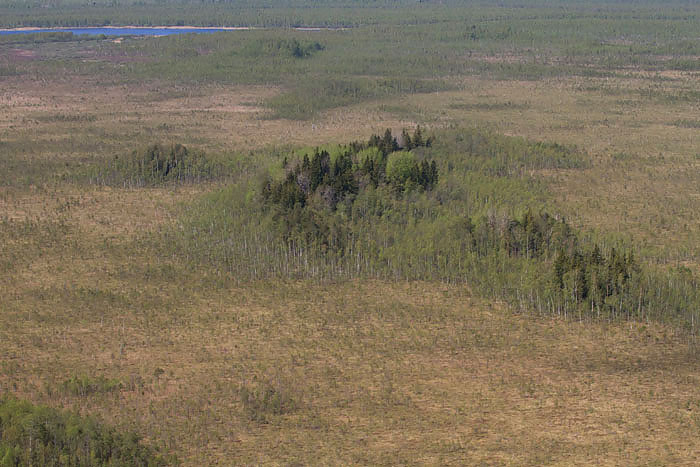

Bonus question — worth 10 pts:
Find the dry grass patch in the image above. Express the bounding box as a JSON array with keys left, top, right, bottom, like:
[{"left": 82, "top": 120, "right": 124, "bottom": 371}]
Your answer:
[
  {"left": 0, "top": 76, "right": 413, "bottom": 161},
  {"left": 3, "top": 275, "right": 700, "bottom": 465},
  {"left": 2, "top": 193, "right": 700, "bottom": 465},
  {"left": 1, "top": 183, "right": 700, "bottom": 464}
]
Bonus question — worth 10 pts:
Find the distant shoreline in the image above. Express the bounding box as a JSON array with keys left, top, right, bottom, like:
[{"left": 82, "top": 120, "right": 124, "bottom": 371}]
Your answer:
[
  {"left": 0, "top": 25, "right": 343, "bottom": 32},
  {"left": 0, "top": 26, "right": 254, "bottom": 32}
]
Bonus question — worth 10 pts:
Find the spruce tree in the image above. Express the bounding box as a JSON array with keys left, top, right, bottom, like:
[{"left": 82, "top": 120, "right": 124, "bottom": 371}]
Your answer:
[
  {"left": 430, "top": 160, "right": 438, "bottom": 188},
  {"left": 402, "top": 128, "right": 413, "bottom": 150},
  {"left": 381, "top": 129, "right": 395, "bottom": 156},
  {"left": 413, "top": 125, "right": 424, "bottom": 147}
]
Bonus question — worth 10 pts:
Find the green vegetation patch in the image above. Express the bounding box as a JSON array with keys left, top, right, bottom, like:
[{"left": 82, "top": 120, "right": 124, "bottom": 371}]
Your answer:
[
  {"left": 59, "top": 375, "right": 122, "bottom": 398},
  {"left": 0, "top": 65, "right": 19, "bottom": 76},
  {"left": 173, "top": 127, "right": 577, "bottom": 281},
  {"left": 88, "top": 143, "right": 216, "bottom": 187},
  {"left": 448, "top": 101, "right": 530, "bottom": 112},
  {"left": 673, "top": 119, "right": 700, "bottom": 129},
  {"left": 240, "top": 37, "right": 324, "bottom": 59},
  {"left": 173, "top": 127, "right": 700, "bottom": 335},
  {"left": 33, "top": 113, "right": 97, "bottom": 124},
  {"left": 0, "top": 396, "right": 170, "bottom": 466},
  {"left": 266, "top": 76, "right": 449, "bottom": 120},
  {"left": 264, "top": 127, "right": 436, "bottom": 209},
  {"left": 433, "top": 128, "right": 589, "bottom": 174}
]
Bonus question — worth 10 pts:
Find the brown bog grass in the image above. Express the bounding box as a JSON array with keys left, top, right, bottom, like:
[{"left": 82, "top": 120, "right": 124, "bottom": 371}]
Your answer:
[
  {"left": 2, "top": 186, "right": 700, "bottom": 465},
  {"left": 0, "top": 76, "right": 412, "bottom": 158},
  {"left": 2, "top": 39, "right": 700, "bottom": 465}
]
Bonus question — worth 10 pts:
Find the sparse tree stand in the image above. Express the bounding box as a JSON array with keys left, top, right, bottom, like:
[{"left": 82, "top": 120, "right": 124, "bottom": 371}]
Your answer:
[
  {"left": 179, "top": 127, "right": 699, "bottom": 337},
  {"left": 94, "top": 143, "right": 213, "bottom": 187}
]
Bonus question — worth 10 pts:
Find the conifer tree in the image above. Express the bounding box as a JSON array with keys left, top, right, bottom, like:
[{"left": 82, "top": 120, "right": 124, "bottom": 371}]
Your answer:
[
  {"left": 381, "top": 129, "right": 398, "bottom": 155},
  {"left": 402, "top": 128, "right": 413, "bottom": 150},
  {"left": 413, "top": 125, "right": 424, "bottom": 147},
  {"left": 430, "top": 160, "right": 438, "bottom": 188},
  {"left": 554, "top": 250, "right": 568, "bottom": 289}
]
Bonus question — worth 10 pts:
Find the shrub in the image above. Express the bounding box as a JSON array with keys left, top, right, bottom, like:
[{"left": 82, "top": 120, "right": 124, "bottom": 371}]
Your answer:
[{"left": 238, "top": 376, "right": 299, "bottom": 423}]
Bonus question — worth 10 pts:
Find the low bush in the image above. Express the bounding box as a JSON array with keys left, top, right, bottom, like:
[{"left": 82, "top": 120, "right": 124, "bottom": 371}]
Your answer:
[{"left": 238, "top": 376, "right": 300, "bottom": 423}]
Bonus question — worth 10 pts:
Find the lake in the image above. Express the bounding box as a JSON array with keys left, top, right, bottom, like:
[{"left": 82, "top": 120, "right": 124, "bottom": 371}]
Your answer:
[{"left": 0, "top": 27, "right": 246, "bottom": 37}]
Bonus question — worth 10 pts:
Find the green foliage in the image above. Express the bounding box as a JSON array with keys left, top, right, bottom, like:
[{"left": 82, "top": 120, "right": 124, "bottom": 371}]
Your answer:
[
  {"left": 262, "top": 128, "right": 437, "bottom": 214},
  {"left": 266, "top": 76, "right": 448, "bottom": 120},
  {"left": 436, "top": 128, "right": 588, "bottom": 175},
  {"left": 673, "top": 119, "right": 700, "bottom": 129},
  {"left": 400, "top": 125, "right": 433, "bottom": 151},
  {"left": 173, "top": 127, "right": 555, "bottom": 283},
  {"left": 241, "top": 38, "right": 323, "bottom": 58},
  {"left": 89, "top": 143, "right": 215, "bottom": 187},
  {"left": 59, "top": 375, "right": 122, "bottom": 398},
  {"left": 173, "top": 126, "right": 700, "bottom": 335},
  {"left": 385, "top": 153, "right": 437, "bottom": 192},
  {"left": 0, "top": 66, "right": 18, "bottom": 77},
  {"left": 0, "top": 396, "right": 170, "bottom": 466},
  {"left": 385, "top": 152, "right": 414, "bottom": 184}
]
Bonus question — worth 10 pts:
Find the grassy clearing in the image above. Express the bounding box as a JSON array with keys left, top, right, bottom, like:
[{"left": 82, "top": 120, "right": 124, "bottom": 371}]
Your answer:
[{"left": 0, "top": 77, "right": 412, "bottom": 182}]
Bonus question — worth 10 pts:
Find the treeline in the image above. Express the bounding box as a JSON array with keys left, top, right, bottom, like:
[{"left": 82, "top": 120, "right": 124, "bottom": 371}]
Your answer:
[
  {"left": 0, "top": 396, "right": 170, "bottom": 466},
  {"left": 173, "top": 127, "right": 700, "bottom": 334},
  {"left": 88, "top": 143, "right": 216, "bottom": 187}
]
